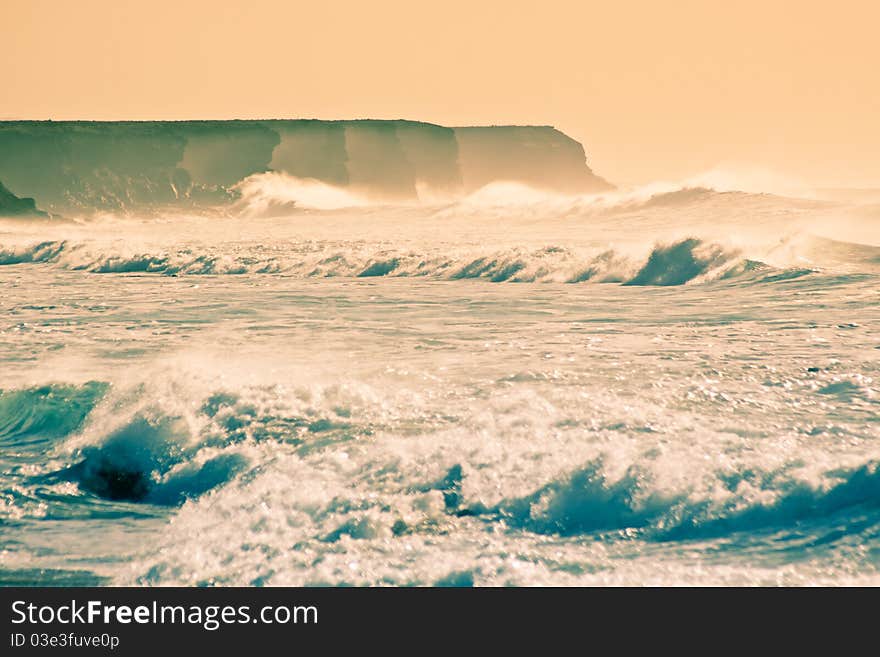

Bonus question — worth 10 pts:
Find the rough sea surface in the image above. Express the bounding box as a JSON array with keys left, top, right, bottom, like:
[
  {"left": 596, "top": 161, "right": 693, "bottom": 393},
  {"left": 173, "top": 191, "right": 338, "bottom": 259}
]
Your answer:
[{"left": 2, "top": 180, "right": 879, "bottom": 585}]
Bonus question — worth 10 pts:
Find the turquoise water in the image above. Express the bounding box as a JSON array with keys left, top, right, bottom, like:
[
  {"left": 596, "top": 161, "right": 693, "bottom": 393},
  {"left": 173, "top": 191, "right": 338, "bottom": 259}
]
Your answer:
[{"left": 1, "top": 185, "right": 879, "bottom": 585}]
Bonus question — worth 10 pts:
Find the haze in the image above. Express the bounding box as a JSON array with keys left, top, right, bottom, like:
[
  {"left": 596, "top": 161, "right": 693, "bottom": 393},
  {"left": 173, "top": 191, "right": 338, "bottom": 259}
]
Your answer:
[{"left": 2, "top": 0, "right": 878, "bottom": 187}]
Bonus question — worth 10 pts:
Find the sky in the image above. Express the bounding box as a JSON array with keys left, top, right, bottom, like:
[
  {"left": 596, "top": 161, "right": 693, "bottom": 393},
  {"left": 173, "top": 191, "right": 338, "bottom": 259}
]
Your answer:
[{"left": 2, "top": 0, "right": 878, "bottom": 187}]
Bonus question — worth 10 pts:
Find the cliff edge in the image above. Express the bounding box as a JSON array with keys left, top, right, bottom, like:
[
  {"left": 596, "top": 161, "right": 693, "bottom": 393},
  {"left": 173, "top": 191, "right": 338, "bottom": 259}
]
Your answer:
[{"left": 0, "top": 120, "right": 611, "bottom": 215}]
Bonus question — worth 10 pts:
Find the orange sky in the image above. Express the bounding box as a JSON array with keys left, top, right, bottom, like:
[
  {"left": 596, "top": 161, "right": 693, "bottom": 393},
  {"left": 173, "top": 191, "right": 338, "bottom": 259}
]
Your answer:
[{"left": 2, "top": 0, "right": 878, "bottom": 187}]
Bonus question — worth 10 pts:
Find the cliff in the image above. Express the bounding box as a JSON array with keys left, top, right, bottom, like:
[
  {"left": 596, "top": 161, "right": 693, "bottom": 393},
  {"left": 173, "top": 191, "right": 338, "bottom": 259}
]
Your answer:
[
  {"left": 0, "top": 120, "right": 611, "bottom": 215},
  {"left": 0, "top": 181, "right": 47, "bottom": 217}
]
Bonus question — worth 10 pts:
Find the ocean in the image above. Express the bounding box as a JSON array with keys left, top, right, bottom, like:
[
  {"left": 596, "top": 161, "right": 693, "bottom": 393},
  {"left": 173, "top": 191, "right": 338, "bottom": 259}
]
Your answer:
[{"left": 2, "top": 170, "right": 879, "bottom": 585}]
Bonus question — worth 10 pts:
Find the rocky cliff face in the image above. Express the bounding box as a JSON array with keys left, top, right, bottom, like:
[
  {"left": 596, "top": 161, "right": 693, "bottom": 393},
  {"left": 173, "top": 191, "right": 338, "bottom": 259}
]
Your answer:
[
  {"left": 454, "top": 126, "right": 607, "bottom": 193},
  {"left": 0, "top": 120, "right": 610, "bottom": 215},
  {"left": 0, "top": 181, "right": 46, "bottom": 217}
]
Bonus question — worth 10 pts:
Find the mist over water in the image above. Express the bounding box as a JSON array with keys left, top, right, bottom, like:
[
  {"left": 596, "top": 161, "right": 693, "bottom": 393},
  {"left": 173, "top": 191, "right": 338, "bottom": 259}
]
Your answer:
[{"left": 1, "top": 173, "right": 879, "bottom": 586}]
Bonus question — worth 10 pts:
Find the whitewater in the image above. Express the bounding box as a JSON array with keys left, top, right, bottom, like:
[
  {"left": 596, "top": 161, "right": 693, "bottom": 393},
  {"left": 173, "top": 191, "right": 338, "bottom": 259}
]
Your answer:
[{"left": 2, "top": 175, "right": 879, "bottom": 586}]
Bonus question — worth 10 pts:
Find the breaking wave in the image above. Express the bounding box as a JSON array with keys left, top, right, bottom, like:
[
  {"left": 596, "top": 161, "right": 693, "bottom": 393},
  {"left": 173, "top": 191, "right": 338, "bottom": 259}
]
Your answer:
[
  {"left": 496, "top": 459, "right": 880, "bottom": 541},
  {"left": 5, "top": 379, "right": 370, "bottom": 511},
  {"left": 0, "top": 382, "right": 107, "bottom": 448},
  {"left": 0, "top": 240, "right": 65, "bottom": 265},
  {"left": 233, "top": 173, "right": 372, "bottom": 212},
  {"left": 1, "top": 351, "right": 877, "bottom": 586},
  {"left": 5, "top": 379, "right": 879, "bottom": 540},
  {"left": 0, "top": 236, "right": 852, "bottom": 286}
]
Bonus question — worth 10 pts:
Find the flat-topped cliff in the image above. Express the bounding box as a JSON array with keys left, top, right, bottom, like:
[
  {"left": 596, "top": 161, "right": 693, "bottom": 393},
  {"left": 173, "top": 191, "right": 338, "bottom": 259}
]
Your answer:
[{"left": 0, "top": 120, "right": 611, "bottom": 215}]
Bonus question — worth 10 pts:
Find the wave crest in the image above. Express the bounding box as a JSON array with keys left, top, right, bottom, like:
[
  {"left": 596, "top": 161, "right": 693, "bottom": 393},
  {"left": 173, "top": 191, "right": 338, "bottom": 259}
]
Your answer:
[
  {"left": 0, "top": 237, "right": 826, "bottom": 286},
  {"left": 0, "top": 382, "right": 107, "bottom": 448},
  {"left": 495, "top": 458, "right": 880, "bottom": 541}
]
